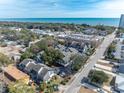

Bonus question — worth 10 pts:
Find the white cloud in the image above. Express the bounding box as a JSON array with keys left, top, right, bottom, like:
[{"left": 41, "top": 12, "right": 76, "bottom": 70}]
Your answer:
[
  {"left": 98, "top": 0, "right": 124, "bottom": 10},
  {"left": 0, "top": 0, "right": 15, "bottom": 5},
  {"left": 0, "top": 0, "right": 124, "bottom": 18},
  {"left": 76, "top": 0, "right": 124, "bottom": 18}
]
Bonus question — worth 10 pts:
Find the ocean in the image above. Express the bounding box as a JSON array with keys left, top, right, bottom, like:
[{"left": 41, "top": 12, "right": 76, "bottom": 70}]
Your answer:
[{"left": 0, "top": 18, "right": 120, "bottom": 27}]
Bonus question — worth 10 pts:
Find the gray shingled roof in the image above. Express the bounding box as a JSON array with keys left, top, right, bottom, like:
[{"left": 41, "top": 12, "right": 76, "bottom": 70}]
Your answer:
[
  {"left": 25, "top": 62, "right": 36, "bottom": 73},
  {"left": 38, "top": 68, "right": 49, "bottom": 80},
  {"left": 21, "top": 59, "right": 35, "bottom": 66},
  {"left": 19, "top": 58, "right": 53, "bottom": 81},
  {"left": 32, "top": 64, "right": 43, "bottom": 73}
]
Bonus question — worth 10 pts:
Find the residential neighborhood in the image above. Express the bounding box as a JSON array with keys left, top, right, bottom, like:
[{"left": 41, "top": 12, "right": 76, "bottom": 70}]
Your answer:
[
  {"left": 0, "top": 19, "right": 123, "bottom": 93},
  {"left": 1, "top": 0, "right": 124, "bottom": 92}
]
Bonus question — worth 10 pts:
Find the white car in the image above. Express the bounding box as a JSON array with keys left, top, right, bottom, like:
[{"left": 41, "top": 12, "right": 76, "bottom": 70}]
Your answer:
[{"left": 97, "top": 88, "right": 105, "bottom": 93}]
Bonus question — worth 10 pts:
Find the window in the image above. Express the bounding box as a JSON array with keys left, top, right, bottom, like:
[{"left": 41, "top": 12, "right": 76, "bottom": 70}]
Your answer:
[
  {"left": 121, "top": 46, "right": 124, "bottom": 50},
  {"left": 121, "top": 52, "right": 124, "bottom": 58}
]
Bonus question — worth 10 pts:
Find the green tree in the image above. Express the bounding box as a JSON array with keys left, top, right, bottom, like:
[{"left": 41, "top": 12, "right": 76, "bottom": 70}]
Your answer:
[
  {"left": 8, "top": 82, "right": 35, "bottom": 93},
  {"left": 88, "top": 70, "right": 109, "bottom": 85},
  {"left": 42, "top": 47, "right": 64, "bottom": 66},
  {"left": 20, "top": 51, "right": 34, "bottom": 61},
  {"left": 38, "top": 81, "right": 55, "bottom": 93},
  {"left": 38, "top": 82, "right": 47, "bottom": 92},
  {"left": 0, "top": 53, "right": 13, "bottom": 66},
  {"left": 36, "top": 39, "right": 48, "bottom": 51},
  {"left": 71, "top": 55, "right": 87, "bottom": 72},
  {"left": 106, "top": 43, "right": 116, "bottom": 59},
  {"left": 30, "top": 44, "right": 41, "bottom": 54}
]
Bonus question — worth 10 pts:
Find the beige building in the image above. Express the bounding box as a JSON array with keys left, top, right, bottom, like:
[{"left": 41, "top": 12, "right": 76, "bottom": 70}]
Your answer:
[{"left": 3, "top": 65, "right": 30, "bottom": 84}]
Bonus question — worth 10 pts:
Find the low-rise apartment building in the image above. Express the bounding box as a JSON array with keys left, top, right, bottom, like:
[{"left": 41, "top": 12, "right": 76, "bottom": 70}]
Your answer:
[
  {"left": 57, "top": 33, "right": 103, "bottom": 47},
  {"left": 115, "top": 37, "right": 124, "bottom": 61},
  {"left": 19, "top": 59, "right": 55, "bottom": 83}
]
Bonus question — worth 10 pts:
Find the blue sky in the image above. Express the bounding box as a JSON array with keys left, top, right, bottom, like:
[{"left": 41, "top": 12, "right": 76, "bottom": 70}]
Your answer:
[{"left": 0, "top": 0, "right": 124, "bottom": 18}]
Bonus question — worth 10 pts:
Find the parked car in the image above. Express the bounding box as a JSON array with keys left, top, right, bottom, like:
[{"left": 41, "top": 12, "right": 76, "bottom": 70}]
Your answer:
[
  {"left": 97, "top": 88, "right": 104, "bottom": 93},
  {"left": 81, "top": 77, "right": 89, "bottom": 84}
]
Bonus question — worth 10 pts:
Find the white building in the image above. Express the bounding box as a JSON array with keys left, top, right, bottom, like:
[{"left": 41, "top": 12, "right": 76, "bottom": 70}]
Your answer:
[
  {"left": 119, "top": 14, "right": 124, "bottom": 29},
  {"left": 115, "top": 64, "right": 124, "bottom": 93},
  {"left": 115, "top": 75, "right": 124, "bottom": 93},
  {"left": 115, "top": 38, "right": 124, "bottom": 60},
  {"left": 9, "top": 27, "right": 22, "bottom": 31},
  {"left": 30, "top": 29, "right": 54, "bottom": 36},
  {"left": 19, "top": 59, "right": 55, "bottom": 82}
]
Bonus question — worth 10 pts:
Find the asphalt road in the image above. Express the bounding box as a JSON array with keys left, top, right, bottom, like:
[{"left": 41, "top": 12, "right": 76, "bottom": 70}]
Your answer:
[{"left": 64, "top": 32, "right": 116, "bottom": 93}]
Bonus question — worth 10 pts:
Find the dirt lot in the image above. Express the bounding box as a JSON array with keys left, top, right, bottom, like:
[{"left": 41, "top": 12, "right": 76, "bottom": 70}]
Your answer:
[
  {"left": 102, "top": 74, "right": 114, "bottom": 93},
  {"left": 78, "top": 87, "right": 97, "bottom": 93},
  {"left": 103, "top": 74, "right": 113, "bottom": 86},
  {"left": 97, "top": 62, "right": 113, "bottom": 67}
]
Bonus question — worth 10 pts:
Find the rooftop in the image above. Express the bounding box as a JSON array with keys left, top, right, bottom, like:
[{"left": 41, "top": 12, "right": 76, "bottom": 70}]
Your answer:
[
  {"left": 118, "top": 64, "right": 124, "bottom": 74},
  {"left": 115, "top": 74, "right": 124, "bottom": 90},
  {"left": 3, "top": 65, "right": 29, "bottom": 80},
  {"left": 58, "top": 33, "right": 103, "bottom": 42}
]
